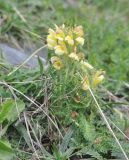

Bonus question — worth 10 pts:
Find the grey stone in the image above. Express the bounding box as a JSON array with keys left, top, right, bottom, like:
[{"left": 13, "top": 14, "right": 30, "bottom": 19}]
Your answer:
[{"left": 0, "top": 44, "right": 47, "bottom": 68}]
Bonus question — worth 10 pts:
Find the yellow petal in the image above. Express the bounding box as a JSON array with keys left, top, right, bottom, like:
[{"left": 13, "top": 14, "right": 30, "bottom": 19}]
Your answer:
[
  {"left": 92, "top": 71, "right": 105, "bottom": 87},
  {"left": 74, "top": 25, "right": 84, "bottom": 37},
  {"left": 82, "top": 77, "right": 90, "bottom": 90},
  {"left": 47, "top": 44, "right": 55, "bottom": 50},
  {"left": 81, "top": 61, "right": 94, "bottom": 70},
  {"left": 47, "top": 34, "right": 57, "bottom": 49},
  {"left": 55, "top": 43, "right": 67, "bottom": 55},
  {"left": 62, "top": 24, "right": 65, "bottom": 29},
  {"left": 76, "top": 37, "right": 84, "bottom": 46},
  {"left": 51, "top": 56, "right": 63, "bottom": 70},
  {"left": 56, "top": 27, "right": 65, "bottom": 41},
  {"left": 48, "top": 28, "right": 56, "bottom": 35},
  {"left": 65, "top": 35, "right": 74, "bottom": 46},
  {"left": 69, "top": 52, "right": 79, "bottom": 61}
]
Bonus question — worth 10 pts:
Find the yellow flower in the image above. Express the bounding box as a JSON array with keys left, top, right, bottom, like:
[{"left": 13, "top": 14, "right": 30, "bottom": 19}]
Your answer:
[
  {"left": 81, "top": 61, "right": 94, "bottom": 70},
  {"left": 47, "top": 35, "right": 57, "bottom": 50},
  {"left": 55, "top": 42, "right": 67, "bottom": 55},
  {"left": 51, "top": 56, "right": 63, "bottom": 70},
  {"left": 82, "top": 77, "right": 90, "bottom": 90},
  {"left": 76, "top": 37, "right": 84, "bottom": 46},
  {"left": 69, "top": 52, "right": 79, "bottom": 61},
  {"left": 55, "top": 25, "right": 65, "bottom": 41},
  {"left": 74, "top": 25, "right": 84, "bottom": 37},
  {"left": 47, "top": 28, "right": 57, "bottom": 50},
  {"left": 48, "top": 28, "right": 56, "bottom": 35},
  {"left": 92, "top": 71, "right": 105, "bottom": 87},
  {"left": 65, "top": 35, "right": 74, "bottom": 46},
  {"left": 65, "top": 31, "right": 74, "bottom": 46}
]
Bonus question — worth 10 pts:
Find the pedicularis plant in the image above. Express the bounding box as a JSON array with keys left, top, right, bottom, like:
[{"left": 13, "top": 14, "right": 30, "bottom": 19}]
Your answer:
[
  {"left": 47, "top": 24, "right": 105, "bottom": 121},
  {"left": 46, "top": 24, "right": 129, "bottom": 159}
]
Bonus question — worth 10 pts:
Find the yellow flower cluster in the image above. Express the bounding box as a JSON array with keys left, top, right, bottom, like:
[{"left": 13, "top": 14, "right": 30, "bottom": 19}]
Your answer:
[
  {"left": 47, "top": 24, "right": 105, "bottom": 90},
  {"left": 47, "top": 24, "right": 84, "bottom": 56}
]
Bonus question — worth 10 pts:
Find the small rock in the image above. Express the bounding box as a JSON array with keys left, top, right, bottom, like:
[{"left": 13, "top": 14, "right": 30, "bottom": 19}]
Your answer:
[{"left": 0, "top": 43, "right": 47, "bottom": 68}]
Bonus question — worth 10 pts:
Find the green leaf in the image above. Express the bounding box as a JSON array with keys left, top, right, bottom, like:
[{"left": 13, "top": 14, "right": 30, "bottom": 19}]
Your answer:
[
  {"left": 38, "top": 56, "right": 44, "bottom": 75},
  {"left": 0, "top": 139, "right": 14, "bottom": 160},
  {"left": 0, "top": 125, "right": 9, "bottom": 138},
  {"left": 0, "top": 99, "right": 25, "bottom": 123},
  {"left": 0, "top": 99, "right": 13, "bottom": 123},
  {"left": 15, "top": 124, "right": 32, "bottom": 149},
  {"left": 79, "top": 147, "right": 103, "bottom": 160},
  {"left": 52, "top": 145, "right": 61, "bottom": 159},
  {"left": 79, "top": 114, "right": 96, "bottom": 141},
  {"left": 60, "top": 128, "right": 73, "bottom": 153},
  {"left": 6, "top": 100, "right": 25, "bottom": 122}
]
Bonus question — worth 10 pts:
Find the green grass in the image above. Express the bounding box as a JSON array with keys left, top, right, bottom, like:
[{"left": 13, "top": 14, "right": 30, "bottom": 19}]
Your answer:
[{"left": 0, "top": 0, "right": 129, "bottom": 159}]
